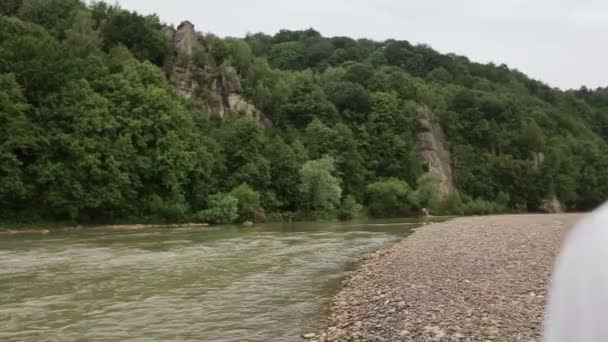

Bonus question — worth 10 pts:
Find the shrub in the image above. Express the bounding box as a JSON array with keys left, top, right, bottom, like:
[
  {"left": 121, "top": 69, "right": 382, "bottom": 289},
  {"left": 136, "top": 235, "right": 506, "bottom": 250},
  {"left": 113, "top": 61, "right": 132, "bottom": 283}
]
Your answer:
[
  {"left": 229, "top": 184, "right": 261, "bottom": 222},
  {"left": 194, "top": 193, "right": 238, "bottom": 224},
  {"left": 337, "top": 195, "right": 363, "bottom": 220},
  {"left": 366, "top": 178, "right": 413, "bottom": 218},
  {"left": 414, "top": 172, "right": 442, "bottom": 211},
  {"left": 299, "top": 157, "right": 342, "bottom": 213},
  {"left": 461, "top": 198, "right": 507, "bottom": 216},
  {"left": 437, "top": 192, "right": 464, "bottom": 215}
]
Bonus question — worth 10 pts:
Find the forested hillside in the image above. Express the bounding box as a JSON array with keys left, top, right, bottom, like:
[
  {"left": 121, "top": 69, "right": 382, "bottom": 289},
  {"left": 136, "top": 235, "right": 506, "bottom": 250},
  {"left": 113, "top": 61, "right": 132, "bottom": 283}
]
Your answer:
[{"left": 1, "top": 0, "right": 607, "bottom": 225}]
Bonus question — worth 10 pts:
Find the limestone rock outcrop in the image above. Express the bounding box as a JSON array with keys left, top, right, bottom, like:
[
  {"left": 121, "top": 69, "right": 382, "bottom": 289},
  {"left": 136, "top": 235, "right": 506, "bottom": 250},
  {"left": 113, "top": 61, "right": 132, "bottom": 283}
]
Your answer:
[
  {"left": 416, "top": 108, "right": 456, "bottom": 195},
  {"left": 163, "top": 21, "right": 263, "bottom": 121}
]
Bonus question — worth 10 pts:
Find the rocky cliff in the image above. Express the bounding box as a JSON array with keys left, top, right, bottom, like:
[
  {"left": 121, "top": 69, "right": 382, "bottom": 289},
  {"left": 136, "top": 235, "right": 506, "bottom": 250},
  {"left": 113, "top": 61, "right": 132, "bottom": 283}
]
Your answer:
[
  {"left": 531, "top": 152, "right": 564, "bottom": 213},
  {"left": 416, "top": 108, "right": 456, "bottom": 196},
  {"left": 162, "top": 21, "right": 263, "bottom": 121}
]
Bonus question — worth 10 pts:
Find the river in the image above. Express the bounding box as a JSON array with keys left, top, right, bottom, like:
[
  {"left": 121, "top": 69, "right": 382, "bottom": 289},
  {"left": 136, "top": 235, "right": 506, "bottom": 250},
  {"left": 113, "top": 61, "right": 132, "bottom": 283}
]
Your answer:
[{"left": 0, "top": 218, "right": 439, "bottom": 342}]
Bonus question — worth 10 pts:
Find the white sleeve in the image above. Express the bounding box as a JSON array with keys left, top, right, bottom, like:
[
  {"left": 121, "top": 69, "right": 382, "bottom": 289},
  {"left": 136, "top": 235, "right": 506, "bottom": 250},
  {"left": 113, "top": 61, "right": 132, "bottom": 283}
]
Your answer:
[{"left": 543, "top": 207, "right": 608, "bottom": 342}]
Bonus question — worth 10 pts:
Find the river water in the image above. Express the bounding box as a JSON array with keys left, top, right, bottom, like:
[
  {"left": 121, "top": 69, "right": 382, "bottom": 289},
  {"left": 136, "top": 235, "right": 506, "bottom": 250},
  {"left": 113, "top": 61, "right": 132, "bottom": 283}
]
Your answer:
[{"left": 0, "top": 218, "right": 436, "bottom": 342}]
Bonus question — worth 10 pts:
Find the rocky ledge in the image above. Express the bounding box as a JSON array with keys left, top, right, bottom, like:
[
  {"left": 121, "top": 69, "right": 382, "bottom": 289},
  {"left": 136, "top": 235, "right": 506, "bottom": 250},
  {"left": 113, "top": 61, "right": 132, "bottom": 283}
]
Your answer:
[{"left": 309, "top": 214, "right": 581, "bottom": 342}]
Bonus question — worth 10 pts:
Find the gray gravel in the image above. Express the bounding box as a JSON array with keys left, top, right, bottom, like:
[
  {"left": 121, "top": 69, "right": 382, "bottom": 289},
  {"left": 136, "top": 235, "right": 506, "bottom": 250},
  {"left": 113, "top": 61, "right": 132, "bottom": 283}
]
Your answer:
[{"left": 313, "top": 214, "right": 581, "bottom": 342}]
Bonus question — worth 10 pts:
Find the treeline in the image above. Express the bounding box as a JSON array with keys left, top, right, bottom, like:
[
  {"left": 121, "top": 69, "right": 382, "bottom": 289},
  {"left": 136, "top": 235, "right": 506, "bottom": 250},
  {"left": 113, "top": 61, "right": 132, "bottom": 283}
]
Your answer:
[{"left": 1, "top": 0, "right": 608, "bottom": 225}]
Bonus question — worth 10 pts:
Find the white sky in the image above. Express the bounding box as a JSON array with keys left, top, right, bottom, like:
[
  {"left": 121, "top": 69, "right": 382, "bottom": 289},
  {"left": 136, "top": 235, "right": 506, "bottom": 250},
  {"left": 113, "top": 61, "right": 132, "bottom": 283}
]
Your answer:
[{"left": 116, "top": 0, "right": 607, "bottom": 90}]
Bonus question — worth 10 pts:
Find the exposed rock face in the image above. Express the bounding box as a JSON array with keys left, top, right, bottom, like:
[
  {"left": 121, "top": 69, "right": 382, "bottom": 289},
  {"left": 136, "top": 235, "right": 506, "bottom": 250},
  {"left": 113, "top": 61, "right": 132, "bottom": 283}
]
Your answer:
[
  {"left": 416, "top": 108, "right": 456, "bottom": 195},
  {"left": 531, "top": 152, "right": 564, "bottom": 213},
  {"left": 173, "top": 21, "right": 197, "bottom": 57},
  {"left": 532, "top": 152, "right": 545, "bottom": 170},
  {"left": 543, "top": 194, "right": 564, "bottom": 213},
  {"left": 164, "top": 21, "right": 263, "bottom": 121}
]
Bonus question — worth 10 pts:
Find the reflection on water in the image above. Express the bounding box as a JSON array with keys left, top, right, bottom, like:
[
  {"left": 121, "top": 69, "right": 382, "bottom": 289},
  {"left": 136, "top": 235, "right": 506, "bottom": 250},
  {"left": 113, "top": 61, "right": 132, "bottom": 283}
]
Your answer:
[{"left": 0, "top": 218, "right": 442, "bottom": 342}]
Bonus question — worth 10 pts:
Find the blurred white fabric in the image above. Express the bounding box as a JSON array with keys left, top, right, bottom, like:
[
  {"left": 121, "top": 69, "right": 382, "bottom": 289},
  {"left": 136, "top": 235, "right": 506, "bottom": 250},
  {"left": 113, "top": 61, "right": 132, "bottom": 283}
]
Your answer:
[{"left": 543, "top": 204, "right": 608, "bottom": 341}]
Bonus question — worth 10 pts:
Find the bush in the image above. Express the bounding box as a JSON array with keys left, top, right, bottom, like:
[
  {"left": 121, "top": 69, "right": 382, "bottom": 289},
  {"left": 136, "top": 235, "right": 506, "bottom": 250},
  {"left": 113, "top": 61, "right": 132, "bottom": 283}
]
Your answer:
[
  {"left": 414, "top": 172, "right": 442, "bottom": 211},
  {"left": 145, "top": 194, "right": 189, "bottom": 222},
  {"left": 229, "top": 183, "right": 261, "bottom": 222},
  {"left": 267, "top": 211, "right": 295, "bottom": 222},
  {"left": 299, "top": 157, "right": 342, "bottom": 213},
  {"left": 433, "top": 192, "right": 509, "bottom": 216},
  {"left": 366, "top": 178, "right": 413, "bottom": 218},
  {"left": 194, "top": 193, "right": 239, "bottom": 224},
  {"left": 461, "top": 198, "right": 507, "bottom": 216},
  {"left": 436, "top": 192, "right": 464, "bottom": 215},
  {"left": 337, "top": 195, "right": 363, "bottom": 220}
]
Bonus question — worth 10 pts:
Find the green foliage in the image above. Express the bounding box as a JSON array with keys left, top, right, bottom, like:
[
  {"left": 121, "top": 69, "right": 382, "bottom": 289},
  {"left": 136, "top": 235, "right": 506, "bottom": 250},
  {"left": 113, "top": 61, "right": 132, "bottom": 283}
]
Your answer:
[
  {"left": 0, "top": 73, "right": 33, "bottom": 217},
  {"left": 229, "top": 184, "right": 261, "bottom": 222},
  {"left": 99, "top": 7, "right": 167, "bottom": 64},
  {"left": 269, "top": 42, "right": 306, "bottom": 70},
  {"left": 281, "top": 80, "right": 338, "bottom": 127},
  {"left": 206, "top": 33, "right": 229, "bottom": 65},
  {"left": 337, "top": 195, "right": 363, "bottom": 221},
  {"left": 299, "top": 157, "right": 342, "bottom": 213},
  {"left": 263, "top": 136, "right": 305, "bottom": 211},
  {"left": 324, "top": 81, "right": 371, "bottom": 113},
  {"left": 17, "top": 0, "right": 82, "bottom": 39},
  {"left": 462, "top": 198, "right": 506, "bottom": 216},
  {"left": 437, "top": 193, "right": 464, "bottom": 215},
  {"left": 2, "top": 2, "right": 608, "bottom": 225},
  {"left": 0, "top": 0, "right": 23, "bottom": 16},
  {"left": 366, "top": 178, "right": 413, "bottom": 218},
  {"left": 195, "top": 193, "right": 239, "bottom": 224},
  {"left": 225, "top": 38, "right": 254, "bottom": 74},
  {"left": 412, "top": 172, "right": 442, "bottom": 211}
]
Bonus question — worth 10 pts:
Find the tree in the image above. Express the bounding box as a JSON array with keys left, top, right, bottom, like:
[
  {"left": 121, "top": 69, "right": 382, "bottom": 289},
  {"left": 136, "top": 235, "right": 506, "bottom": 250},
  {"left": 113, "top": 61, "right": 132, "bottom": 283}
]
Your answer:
[
  {"left": 413, "top": 172, "right": 442, "bottom": 211},
  {"left": 263, "top": 136, "right": 305, "bottom": 211},
  {"left": 17, "top": 0, "right": 82, "bottom": 39},
  {"left": 366, "top": 178, "right": 413, "bottom": 218},
  {"left": 427, "top": 66, "right": 452, "bottom": 83},
  {"left": 100, "top": 8, "right": 166, "bottom": 64},
  {"left": 280, "top": 80, "right": 338, "bottom": 127},
  {"left": 213, "top": 118, "right": 270, "bottom": 190},
  {"left": 0, "top": 73, "right": 34, "bottom": 217},
  {"left": 323, "top": 81, "right": 371, "bottom": 113},
  {"left": 303, "top": 119, "right": 337, "bottom": 158},
  {"left": 344, "top": 63, "right": 374, "bottom": 86},
  {"left": 519, "top": 120, "right": 545, "bottom": 152},
  {"left": 0, "top": 16, "right": 72, "bottom": 104},
  {"left": 305, "top": 40, "right": 334, "bottom": 69},
  {"left": 245, "top": 32, "right": 272, "bottom": 56},
  {"left": 229, "top": 184, "right": 261, "bottom": 222},
  {"left": 64, "top": 10, "right": 102, "bottom": 57},
  {"left": 195, "top": 193, "right": 238, "bottom": 224},
  {"left": 0, "top": 0, "right": 23, "bottom": 16},
  {"left": 226, "top": 38, "right": 254, "bottom": 75},
  {"left": 268, "top": 42, "right": 306, "bottom": 70},
  {"left": 337, "top": 195, "right": 362, "bottom": 221},
  {"left": 3, "top": 3, "right": 608, "bottom": 224},
  {"left": 299, "top": 157, "right": 342, "bottom": 213},
  {"left": 367, "top": 50, "right": 387, "bottom": 67}
]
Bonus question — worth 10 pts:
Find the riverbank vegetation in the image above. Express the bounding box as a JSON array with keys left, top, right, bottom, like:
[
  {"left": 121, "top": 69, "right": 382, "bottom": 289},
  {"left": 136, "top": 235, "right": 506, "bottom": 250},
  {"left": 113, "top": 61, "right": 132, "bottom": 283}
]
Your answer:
[{"left": 2, "top": 0, "right": 608, "bottom": 226}]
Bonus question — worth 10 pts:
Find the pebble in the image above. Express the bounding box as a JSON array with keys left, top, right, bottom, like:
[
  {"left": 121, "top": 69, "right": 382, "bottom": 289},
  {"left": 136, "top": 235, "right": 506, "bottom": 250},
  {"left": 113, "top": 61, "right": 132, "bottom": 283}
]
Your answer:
[{"left": 318, "top": 214, "right": 580, "bottom": 341}]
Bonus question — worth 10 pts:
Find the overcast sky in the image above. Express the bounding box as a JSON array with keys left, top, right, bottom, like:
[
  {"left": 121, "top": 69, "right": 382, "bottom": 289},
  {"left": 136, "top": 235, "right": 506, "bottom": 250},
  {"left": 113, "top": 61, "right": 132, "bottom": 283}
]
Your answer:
[{"left": 116, "top": 0, "right": 606, "bottom": 90}]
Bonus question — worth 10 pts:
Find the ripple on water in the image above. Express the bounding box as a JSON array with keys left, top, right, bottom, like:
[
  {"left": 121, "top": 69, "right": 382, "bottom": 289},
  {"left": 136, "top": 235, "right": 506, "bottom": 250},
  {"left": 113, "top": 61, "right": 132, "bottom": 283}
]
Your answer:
[{"left": 0, "top": 219, "right": 427, "bottom": 342}]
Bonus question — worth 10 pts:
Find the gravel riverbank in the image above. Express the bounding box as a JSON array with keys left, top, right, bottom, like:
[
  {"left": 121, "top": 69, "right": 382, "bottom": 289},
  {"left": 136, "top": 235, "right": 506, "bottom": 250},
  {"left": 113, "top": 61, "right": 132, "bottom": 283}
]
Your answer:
[{"left": 314, "top": 214, "right": 581, "bottom": 342}]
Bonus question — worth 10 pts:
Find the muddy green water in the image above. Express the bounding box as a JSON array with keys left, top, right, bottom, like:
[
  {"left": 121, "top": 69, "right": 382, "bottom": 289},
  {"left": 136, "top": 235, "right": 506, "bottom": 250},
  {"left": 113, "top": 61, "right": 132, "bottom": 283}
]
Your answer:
[{"left": 0, "top": 218, "right": 436, "bottom": 342}]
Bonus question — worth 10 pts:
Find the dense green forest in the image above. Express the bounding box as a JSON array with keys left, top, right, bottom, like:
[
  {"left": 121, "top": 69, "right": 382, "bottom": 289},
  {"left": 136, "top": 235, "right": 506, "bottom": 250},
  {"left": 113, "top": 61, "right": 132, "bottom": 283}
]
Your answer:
[{"left": 1, "top": 0, "right": 608, "bottom": 225}]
